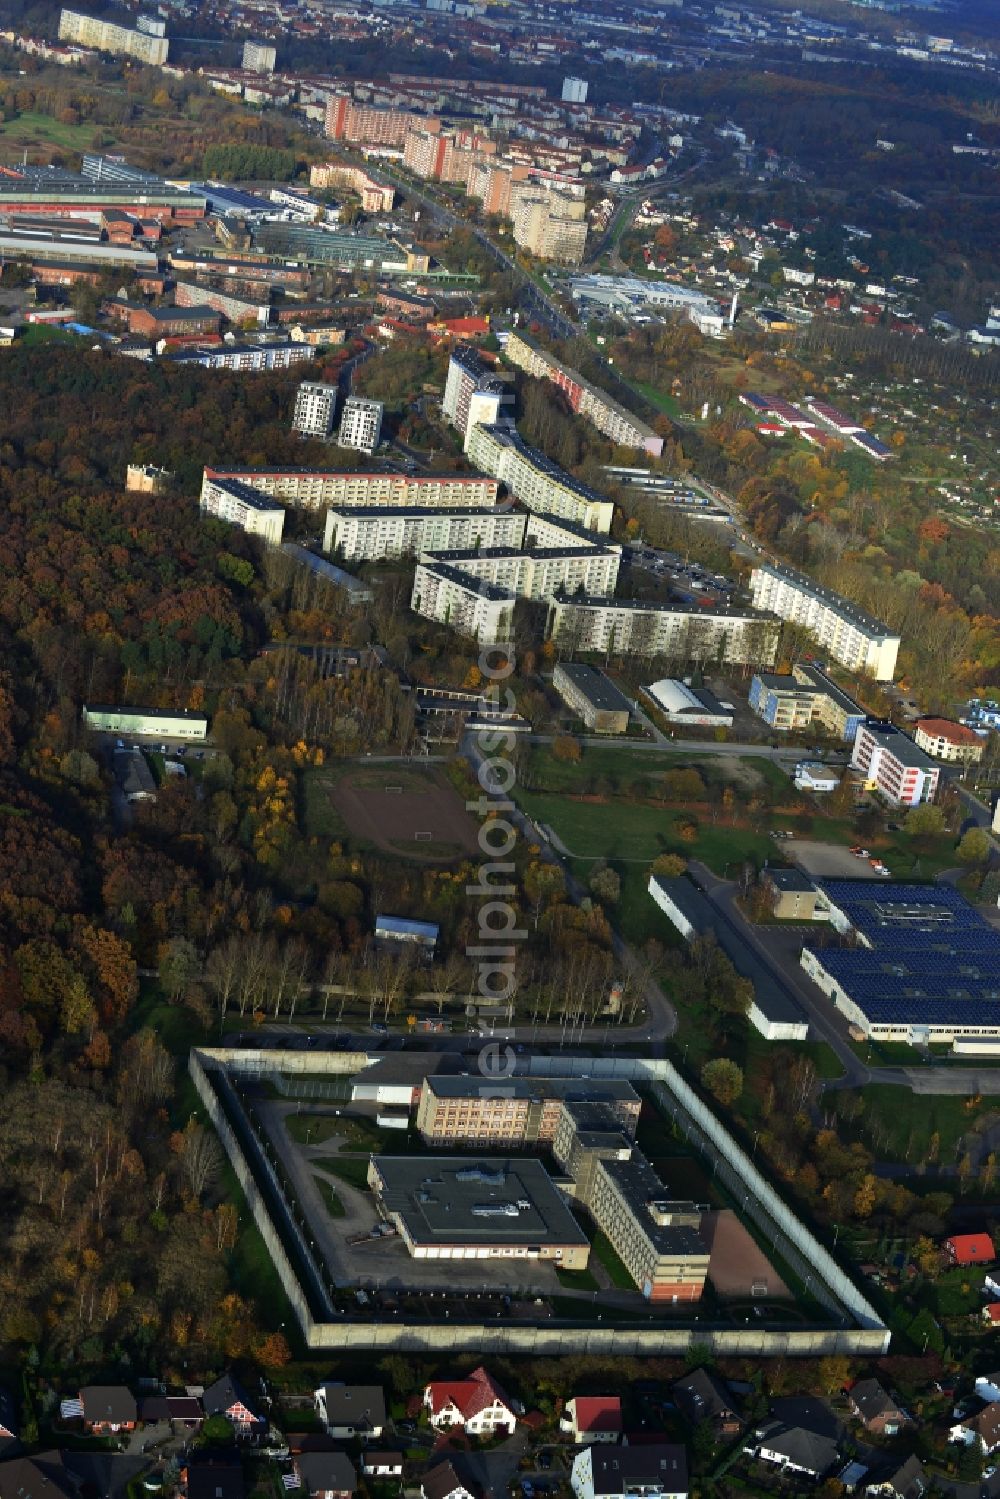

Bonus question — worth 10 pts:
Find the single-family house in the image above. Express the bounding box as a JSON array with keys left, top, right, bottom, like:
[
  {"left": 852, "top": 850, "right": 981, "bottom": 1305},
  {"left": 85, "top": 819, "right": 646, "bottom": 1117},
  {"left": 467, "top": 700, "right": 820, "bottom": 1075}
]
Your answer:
[
  {"left": 671, "top": 1371, "right": 742, "bottom": 1435},
  {"left": 140, "top": 1395, "right": 203, "bottom": 1430},
  {"left": 313, "top": 1386, "right": 386, "bottom": 1441},
  {"left": 0, "top": 1453, "right": 79, "bottom": 1499},
  {"left": 421, "top": 1463, "right": 477, "bottom": 1499},
  {"left": 295, "top": 1452, "right": 356, "bottom": 1499},
  {"left": 949, "top": 1402, "right": 1000, "bottom": 1454},
  {"left": 945, "top": 1233, "right": 995, "bottom": 1267},
  {"left": 848, "top": 1380, "right": 911, "bottom": 1436},
  {"left": 865, "top": 1454, "right": 929, "bottom": 1498},
  {"left": 423, "top": 1369, "right": 516, "bottom": 1436},
  {"left": 975, "top": 1372, "right": 1000, "bottom": 1404},
  {"left": 79, "top": 1387, "right": 138, "bottom": 1435},
  {"left": 747, "top": 1421, "right": 839, "bottom": 1479},
  {"left": 360, "top": 1454, "right": 403, "bottom": 1479},
  {"left": 571, "top": 1444, "right": 689, "bottom": 1499},
  {"left": 202, "top": 1375, "right": 266, "bottom": 1438},
  {"left": 984, "top": 1304, "right": 1000, "bottom": 1326},
  {"left": 186, "top": 1461, "right": 246, "bottom": 1499},
  {"left": 560, "top": 1398, "right": 622, "bottom": 1444}
]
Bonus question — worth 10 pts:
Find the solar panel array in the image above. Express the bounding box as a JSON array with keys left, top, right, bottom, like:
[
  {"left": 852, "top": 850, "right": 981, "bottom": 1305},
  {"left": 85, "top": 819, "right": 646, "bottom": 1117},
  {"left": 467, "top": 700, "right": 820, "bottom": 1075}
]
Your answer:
[{"left": 810, "top": 882, "right": 1000, "bottom": 1026}]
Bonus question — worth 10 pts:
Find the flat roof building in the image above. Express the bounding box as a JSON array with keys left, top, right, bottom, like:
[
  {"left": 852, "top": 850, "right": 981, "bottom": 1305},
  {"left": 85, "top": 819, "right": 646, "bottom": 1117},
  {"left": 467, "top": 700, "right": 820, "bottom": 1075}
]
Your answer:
[
  {"left": 749, "top": 664, "right": 865, "bottom": 741},
  {"left": 280, "top": 544, "right": 373, "bottom": 603},
  {"left": 749, "top": 564, "right": 899, "bottom": 681},
  {"left": 851, "top": 720, "right": 940, "bottom": 807},
  {"left": 914, "top": 717, "right": 984, "bottom": 765},
  {"left": 553, "top": 662, "right": 631, "bottom": 735},
  {"left": 417, "top": 1075, "right": 641, "bottom": 1149},
  {"left": 802, "top": 881, "right": 1000, "bottom": 1044},
  {"left": 644, "top": 679, "right": 734, "bottom": 729},
  {"left": 199, "top": 477, "right": 285, "bottom": 546},
  {"left": 547, "top": 594, "right": 779, "bottom": 668},
  {"left": 202, "top": 468, "right": 499, "bottom": 513},
  {"left": 368, "top": 1156, "right": 591, "bottom": 1269},
  {"left": 504, "top": 331, "right": 662, "bottom": 457},
  {"left": 83, "top": 704, "right": 208, "bottom": 741}
]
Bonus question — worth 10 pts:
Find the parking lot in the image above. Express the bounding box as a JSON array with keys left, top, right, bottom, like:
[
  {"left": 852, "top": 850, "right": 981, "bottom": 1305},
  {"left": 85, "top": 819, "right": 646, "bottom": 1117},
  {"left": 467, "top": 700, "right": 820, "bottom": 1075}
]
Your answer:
[{"left": 788, "top": 838, "right": 881, "bottom": 880}]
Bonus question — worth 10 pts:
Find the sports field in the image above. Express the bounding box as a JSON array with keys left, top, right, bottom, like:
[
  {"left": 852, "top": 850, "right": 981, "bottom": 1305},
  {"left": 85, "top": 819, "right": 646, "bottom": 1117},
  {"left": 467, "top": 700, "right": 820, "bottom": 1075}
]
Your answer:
[{"left": 325, "top": 764, "right": 480, "bottom": 861}]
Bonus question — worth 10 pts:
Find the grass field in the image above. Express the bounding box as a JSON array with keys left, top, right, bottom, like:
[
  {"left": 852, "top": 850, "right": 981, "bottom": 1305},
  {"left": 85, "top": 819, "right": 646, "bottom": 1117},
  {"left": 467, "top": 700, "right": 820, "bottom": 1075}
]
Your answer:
[
  {"left": 0, "top": 110, "right": 97, "bottom": 151},
  {"left": 313, "top": 1175, "right": 346, "bottom": 1218},
  {"left": 837, "top": 1084, "right": 1000, "bottom": 1164}
]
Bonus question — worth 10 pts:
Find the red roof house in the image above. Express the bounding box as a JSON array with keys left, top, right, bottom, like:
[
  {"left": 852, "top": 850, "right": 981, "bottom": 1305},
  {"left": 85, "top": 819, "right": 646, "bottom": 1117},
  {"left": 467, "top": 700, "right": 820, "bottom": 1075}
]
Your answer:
[
  {"left": 945, "top": 1234, "right": 995, "bottom": 1267},
  {"left": 560, "top": 1397, "right": 622, "bottom": 1444},
  {"left": 983, "top": 1303, "right": 1000, "bottom": 1325},
  {"left": 423, "top": 1368, "right": 516, "bottom": 1436}
]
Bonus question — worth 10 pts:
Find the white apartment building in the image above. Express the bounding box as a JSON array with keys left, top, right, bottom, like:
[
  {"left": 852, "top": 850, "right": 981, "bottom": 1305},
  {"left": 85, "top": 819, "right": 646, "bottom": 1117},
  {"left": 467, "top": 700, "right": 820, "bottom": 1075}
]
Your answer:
[
  {"left": 547, "top": 596, "right": 780, "bottom": 665},
  {"left": 242, "top": 39, "right": 276, "bottom": 72},
  {"left": 851, "top": 720, "right": 940, "bottom": 806},
  {"left": 292, "top": 381, "right": 338, "bottom": 438},
  {"left": 199, "top": 477, "right": 285, "bottom": 546},
  {"left": 749, "top": 563, "right": 900, "bottom": 680},
  {"left": 504, "top": 330, "right": 663, "bottom": 457},
  {"left": 427, "top": 544, "right": 620, "bottom": 603},
  {"left": 442, "top": 346, "right": 506, "bottom": 440},
  {"left": 58, "top": 8, "right": 169, "bottom": 62},
  {"left": 466, "top": 424, "right": 614, "bottom": 534},
  {"left": 512, "top": 189, "right": 588, "bottom": 265},
  {"left": 412, "top": 562, "right": 514, "bottom": 645},
  {"left": 323, "top": 506, "right": 526, "bottom": 562},
  {"left": 338, "top": 396, "right": 383, "bottom": 454},
  {"left": 201, "top": 468, "right": 499, "bottom": 512}
]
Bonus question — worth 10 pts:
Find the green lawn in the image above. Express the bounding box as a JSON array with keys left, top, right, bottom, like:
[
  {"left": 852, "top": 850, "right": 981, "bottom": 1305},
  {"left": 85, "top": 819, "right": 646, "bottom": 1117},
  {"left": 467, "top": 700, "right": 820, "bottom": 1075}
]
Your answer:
[
  {"left": 316, "top": 1156, "right": 372, "bottom": 1191},
  {"left": 555, "top": 1264, "right": 601, "bottom": 1291},
  {"left": 0, "top": 110, "right": 97, "bottom": 150},
  {"left": 285, "top": 1113, "right": 347, "bottom": 1146},
  {"left": 836, "top": 1084, "right": 1000, "bottom": 1164},
  {"left": 591, "top": 1231, "right": 635, "bottom": 1290},
  {"left": 631, "top": 380, "right": 683, "bottom": 420},
  {"left": 18, "top": 324, "right": 79, "bottom": 346},
  {"left": 313, "top": 1175, "right": 346, "bottom": 1218}
]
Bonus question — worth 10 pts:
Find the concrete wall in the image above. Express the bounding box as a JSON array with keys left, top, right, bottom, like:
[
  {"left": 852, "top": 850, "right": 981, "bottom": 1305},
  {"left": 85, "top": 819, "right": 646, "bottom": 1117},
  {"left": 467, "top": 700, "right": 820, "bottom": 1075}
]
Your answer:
[{"left": 192, "top": 1047, "right": 890, "bottom": 1356}]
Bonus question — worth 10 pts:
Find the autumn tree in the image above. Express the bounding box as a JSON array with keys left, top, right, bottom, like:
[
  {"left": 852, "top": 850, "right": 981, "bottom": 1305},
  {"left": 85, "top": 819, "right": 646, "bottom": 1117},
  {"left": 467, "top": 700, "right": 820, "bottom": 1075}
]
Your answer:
[{"left": 701, "top": 1058, "right": 743, "bottom": 1106}]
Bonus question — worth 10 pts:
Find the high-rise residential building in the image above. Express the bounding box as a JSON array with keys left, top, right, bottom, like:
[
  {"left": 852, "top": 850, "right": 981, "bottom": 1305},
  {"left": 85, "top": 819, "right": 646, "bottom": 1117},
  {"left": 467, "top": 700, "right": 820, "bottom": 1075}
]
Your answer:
[
  {"left": 467, "top": 162, "right": 530, "bottom": 218},
  {"left": 323, "top": 506, "right": 526, "bottom": 562},
  {"left": 561, "top": 76, "right": 589, "bottom": 104},
  {"left": 338, "top": 397, "right": 383, "bottom": 454},
  {"left": 292, "top": 381, "right": 339, "bottom": 439},
  {"left": 442, "top": 345, "right": 507, "bottom": 440},
  {"left": 546, "top": 595, "right": 780, "bottom": 665},
  {"left": 325, "top": 94, "right": 439, "bottom": 149},
  {"left": 58, "top": 9, "right": 169, "bottom": 63},
  {"left": 748, "top": 562, "right": 900, "bottom": 680},
  {"left": 511, "top": 186, "right": 587, "bottom": 265},
  {"left": 242, "top": 39, "right": 276, "bottom": 73},
  {"left": 465, "top": 423, "right": 614, "bottom": 534}
]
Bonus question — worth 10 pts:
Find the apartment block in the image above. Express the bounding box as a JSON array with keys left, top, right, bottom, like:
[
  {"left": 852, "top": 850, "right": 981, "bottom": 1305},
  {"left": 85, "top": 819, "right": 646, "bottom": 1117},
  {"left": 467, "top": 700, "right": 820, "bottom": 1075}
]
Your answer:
[
  {"left": 323, "top": 506, "right": 526, "bottom": 562},
  {"left": 547, "top": 595, "right": 780, "bottom": 666},
  {"left": 309, "top": 163, "right": 395, "bottom": 214},
  {"left": 167, "top": 342, "right": 312, "bottom": 372},
  {"left": 411, "top": 562, "right": 514, "bottom": 646},
  {"left": 442, "top": 345, "right": 508, "bottom": 441},
  {"left": 242, "top": 39, "right": 276, "bottom": 73},
  {"left": 325, "top": 93, "right": 439, "bottom": 149},
  {"left": 292, "top": 381, "right": 339, "bottom": 439},
  {"left": 201, "top": 468, "right": 499, "bottom": 512},
  {"left": 424, "top": 542, "right": 620, "bottom": 604},
  {"left": 467, "top": 162, "right": 530, "bottom": 218},
  {"left": 505, "top": 330, "right": 663, "bottom": 457},
  {"left": 748, "top": 662, "right": 865, "bottom": 741},
  {"left": 749, "top": 563, "right": 900, "bottom": 680},
  {"left": 416, "top": 1077, "right": 641, "bottom": 1149},
  {"left": 587, "top": 1156, "right": 708, "bottom": 1302},
  {"left": 851, "top": 720, "right": 940, "bottom": 806},
  {"left": 199, "top": 477, "right": 285, "bottom": 546},
  {"left": 58, "top": 9, "right": 168, "bottom": 63},
  {"left": 512, "top": 188, "right": 587, "bottom": 265},
  {"left": 338, "top": 397, "right": 383, "bottom": 454},
  {"left": 914, "top": 718, "right": 985, "bottom": 765},
  {"left": 465, "top": 423, "right": 614, "bottom": 534}
]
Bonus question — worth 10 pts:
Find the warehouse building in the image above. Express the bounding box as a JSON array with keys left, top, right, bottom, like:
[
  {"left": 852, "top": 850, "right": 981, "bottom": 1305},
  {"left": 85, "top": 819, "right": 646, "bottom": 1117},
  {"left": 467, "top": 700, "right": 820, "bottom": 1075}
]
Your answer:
[
  {"left": 802, "top": 881, "right": 1000, "bottom": 1044},
  {"left": 749, "top": 564, "right": 899, "bottom": 680},
  {"left": 83, "top": 705, "right": 208, "bottom": 740},
  {"left": 648, "top": 874, "right": 809, "bottom": 1041},
  {"left": 643, "top": 679, "right": 734, "bottom": 729},
  {"left": 368, "top": 1156, "right": 592, "bottom": 1268},
  {"left": 553, "top": 662, "right": 632, "bottom": 735}
]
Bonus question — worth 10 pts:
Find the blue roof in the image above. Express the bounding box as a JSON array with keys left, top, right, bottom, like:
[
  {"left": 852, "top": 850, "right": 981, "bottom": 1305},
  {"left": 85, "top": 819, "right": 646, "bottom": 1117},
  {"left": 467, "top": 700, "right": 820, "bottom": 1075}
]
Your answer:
[
  {"left": 375, "top": 915, "right": 439, "bottom": 942},
  {"left": 810, "top": 881, "right": 1000, "bottom": 1025}
]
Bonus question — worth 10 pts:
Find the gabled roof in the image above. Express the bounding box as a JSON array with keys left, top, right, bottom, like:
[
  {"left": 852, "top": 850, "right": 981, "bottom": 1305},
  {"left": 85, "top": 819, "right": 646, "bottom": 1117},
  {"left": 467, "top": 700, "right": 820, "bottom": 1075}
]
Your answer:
[
  {"left": 755, "top": 1421, "right": 839, "bottom": 1475},
  {"left": 963, "top": 1403, "right": 1000, "bottom": 1446},
  {"left": 946, "top": 1233, "right": 995, "bottom": 1264},
  {"left": 0, "top": 1454, "right": 77, "bottom": 1499},
  {"left": 421, "top": 1462, "right": 475, "bottom": 1499},
  {"left": 881, "top": 1453, "right": 928, "bottom": 1499},
  {"left": 315, "top": 1386, "right": 386, "bottom": 1429},
  {"left": 296, "top": 1453, "right": 357, "bottom": 1496},
  {"left": 849, "top": 1378, "right": 902, "bottom": 1423},
  {"left": 187, "top": 1462, "right": 245, "bottom": 1499},
  {"left": 426, "top": 1368, "right": 511, "bottom": 1422},
  {"left": 202, "top": 1374, "right": 262, "bottom": 1423},
  {"left": 79, "top": 1387, "right": 137, "bottom": 1425},
  {"left": 589, "top": 1445, "right": 688, "bottom": 1496},
  {"left": 672, "top": 1369, "right": 739, "bottom": 1426},
  {"left": 570, "top": 1397, "right": 622, "bottom": 1434}
]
